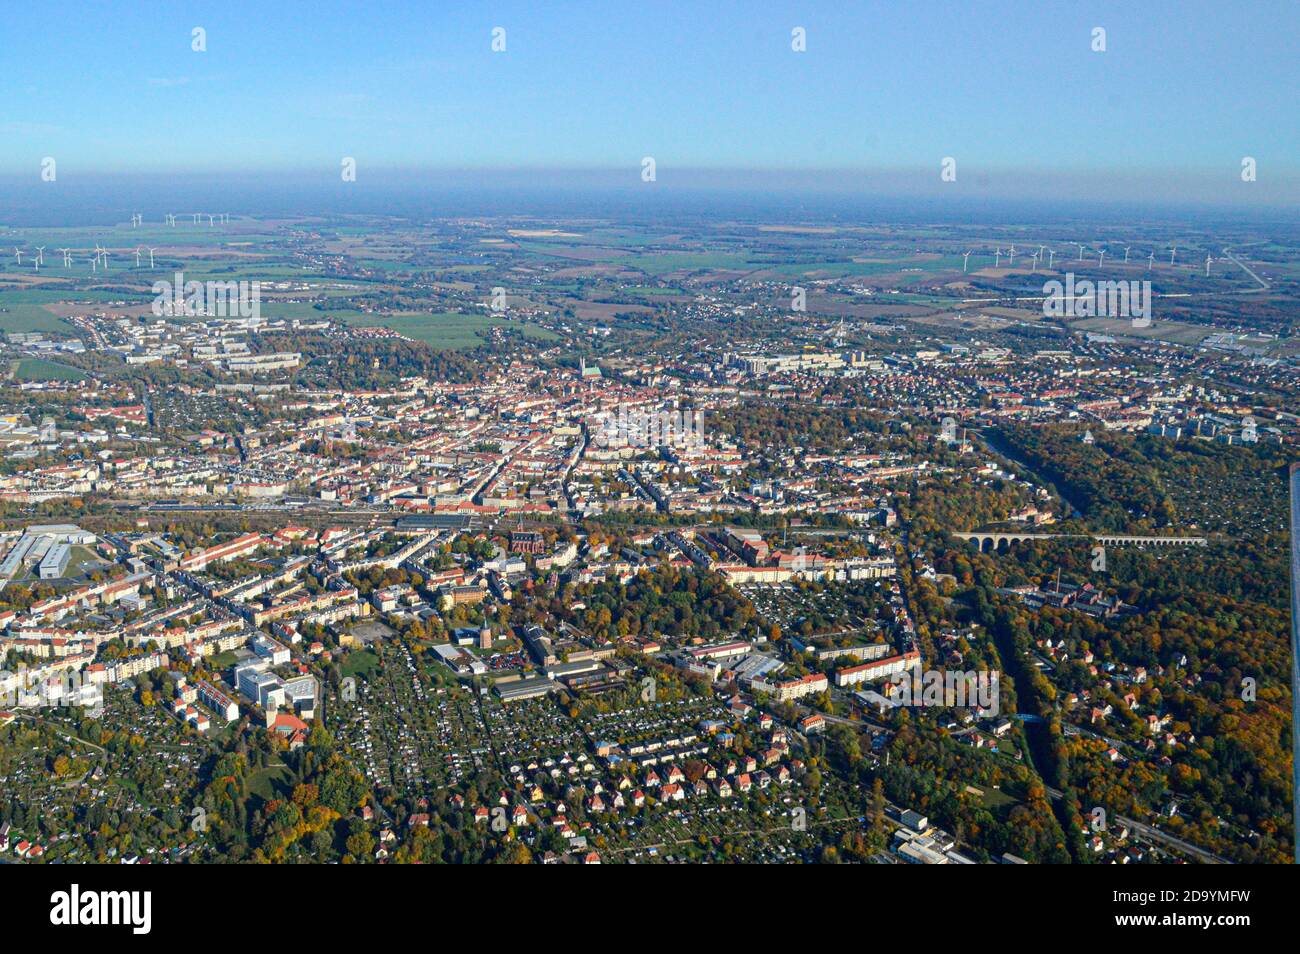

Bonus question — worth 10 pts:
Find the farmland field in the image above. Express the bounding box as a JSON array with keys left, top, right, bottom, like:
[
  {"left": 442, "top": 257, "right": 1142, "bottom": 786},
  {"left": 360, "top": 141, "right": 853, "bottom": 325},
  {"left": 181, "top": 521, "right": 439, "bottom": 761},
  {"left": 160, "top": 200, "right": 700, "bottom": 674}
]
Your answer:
[
  {"left": 0, "top": 303, "right": 74, "bottom": 335},
  {"left": 8, "top": 357, "right": 87, "bottom": 382},
  {"left": 341, "top": 312, "right": 560, "bottom": 349}
]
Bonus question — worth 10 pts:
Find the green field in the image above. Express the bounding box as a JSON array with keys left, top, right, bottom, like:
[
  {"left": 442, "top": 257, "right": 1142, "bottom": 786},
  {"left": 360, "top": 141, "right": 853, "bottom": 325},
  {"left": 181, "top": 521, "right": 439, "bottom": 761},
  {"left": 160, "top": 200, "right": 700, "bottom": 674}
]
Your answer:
[
  {"left": 208, "top": 651, "right": 240, "bottom": 670},
  {"left": 256, "top": 301, "right": 371, "bottom": 321},
  {"left": 341, "top": 312, "right": 560, "bottom": 349},
  {"left": 0, "top": 304, "right": 75, "bottom": 335},
  {"left": 66, "top": 544, "right": 107, "bottom": 574},
  {"left": 0, "top": 288, "right": 149, "bottom": 304},
  {"left": 247, "top": 765, "right": 292, "bottom": 803},
  {"left": 979, "top": 787, "right": 1018, "bottom": 810},
  {"left": 0, "top": 287, "right": 156, "bottom": 336},
  {"left": 758, "top": 256, "right": 950, "bottom": 280},
  {"left": 8, "top": 358, "right": 86, "bottom": 382},
  {"left": 606, "top": 251, "right": 756, "bottom": 275},
  {"left": 340, "top": 648, "right": 381, "bottom": 679}
]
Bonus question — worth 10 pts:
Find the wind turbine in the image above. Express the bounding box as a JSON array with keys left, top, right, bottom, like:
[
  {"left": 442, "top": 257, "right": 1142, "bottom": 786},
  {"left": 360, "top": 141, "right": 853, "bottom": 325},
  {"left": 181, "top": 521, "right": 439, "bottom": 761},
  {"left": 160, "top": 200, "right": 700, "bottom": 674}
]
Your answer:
[
  {"left": 58, "top": 248, "right": 71, "bottom": 267},
  {"left": 1147, "top": 251, "right": 1154, "bottom": 271},
  {"left": 147, "top": 247, "right": 157, "bottom": 268},
  {"left": 134, "top": 247, "right": 143, "bottom": 268},
  {"left": 13, "top": 248, "right": 22, "bottom": 267},
  {"left": 1123, "top": 246, "right": 1131, "bottom": 264},
  {"left": 1047, "top": 248, "right": 1056, "bottom": 269},
  {"left": 962, "top": 250, "right": 972, "bottom": 272},
  {"left": 1205, "top": 254, "right": 1213, "bottom": 276},
  {"left": 208, "top": 214, "right": 215, "bottom": 227},
  {"left": 994, "top": 247, "right": 1003, "bottom": 268},
  {"left": 1076, "top": 243, "right": 1086, "bottom": 262},
  {"left": 1097, "top": 248, "right": 1106, "bottom": 267},
  {"left": 1170, "top": 246, "right": 1177, "bottom": 266},
  {"left": 35, "top": 246, "right": 45, "bottom": 267},
  {"left": 1007, "top": 245, "right": 1016, "bottom": 267},
  {"left": 192, "top": 213, "right": 200, "bottom": 224},
  {"left": 1030, "top": 250, "right": 1039, "bottom": 272}
]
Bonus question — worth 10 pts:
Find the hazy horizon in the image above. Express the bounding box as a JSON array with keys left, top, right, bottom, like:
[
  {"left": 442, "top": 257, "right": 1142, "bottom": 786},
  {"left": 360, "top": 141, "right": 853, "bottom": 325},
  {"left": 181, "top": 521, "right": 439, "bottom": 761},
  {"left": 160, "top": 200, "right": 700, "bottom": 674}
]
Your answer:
[{"left": 2, "top": 167, "right": 1298, "bottom": 230}]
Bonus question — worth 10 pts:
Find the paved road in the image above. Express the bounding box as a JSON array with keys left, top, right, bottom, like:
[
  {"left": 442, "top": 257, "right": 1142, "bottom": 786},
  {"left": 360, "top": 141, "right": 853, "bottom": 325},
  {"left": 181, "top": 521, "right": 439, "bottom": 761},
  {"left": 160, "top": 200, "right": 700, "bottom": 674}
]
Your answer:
[{"left": 1220, "top": 245, "right": 1270, "bottom": 290}]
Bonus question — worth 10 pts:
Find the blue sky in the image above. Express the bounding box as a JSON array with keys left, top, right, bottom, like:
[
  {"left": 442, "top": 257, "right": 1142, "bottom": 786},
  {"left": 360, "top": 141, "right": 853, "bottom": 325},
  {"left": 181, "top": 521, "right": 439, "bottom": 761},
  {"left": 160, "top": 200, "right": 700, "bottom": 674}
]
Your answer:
[{"left": 2, "top": 1, "right": 1297, "bottom": 203}]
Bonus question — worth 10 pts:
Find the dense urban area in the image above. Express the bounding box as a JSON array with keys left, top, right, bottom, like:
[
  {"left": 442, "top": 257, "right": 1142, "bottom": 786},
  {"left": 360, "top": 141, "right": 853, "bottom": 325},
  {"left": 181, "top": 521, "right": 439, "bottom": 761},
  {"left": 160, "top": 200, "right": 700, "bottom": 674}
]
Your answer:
[{"left": 0, "top": 213, "right": 1296, "bottom": 864}]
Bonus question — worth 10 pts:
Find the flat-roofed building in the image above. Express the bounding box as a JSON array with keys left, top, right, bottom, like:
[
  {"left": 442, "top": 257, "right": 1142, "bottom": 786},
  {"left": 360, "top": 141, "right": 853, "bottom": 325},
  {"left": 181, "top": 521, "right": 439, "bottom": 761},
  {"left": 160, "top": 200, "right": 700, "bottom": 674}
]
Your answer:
[
  {"left": 39, "top": 543, "right": 71, "bottom": 580},
  {"left": 834, "top": 650, "right": 922, "bottom": 687},
  {"left": 495, "top": 676, "right": 555, "bottom": 703}
]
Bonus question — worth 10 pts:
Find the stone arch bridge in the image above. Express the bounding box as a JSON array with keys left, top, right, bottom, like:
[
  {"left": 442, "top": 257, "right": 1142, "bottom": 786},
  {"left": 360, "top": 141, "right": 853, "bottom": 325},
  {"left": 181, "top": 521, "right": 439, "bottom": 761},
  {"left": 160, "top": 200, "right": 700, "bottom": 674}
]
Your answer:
[{"left": 952, "top": 531, "right": 1208, "bottom": 553}]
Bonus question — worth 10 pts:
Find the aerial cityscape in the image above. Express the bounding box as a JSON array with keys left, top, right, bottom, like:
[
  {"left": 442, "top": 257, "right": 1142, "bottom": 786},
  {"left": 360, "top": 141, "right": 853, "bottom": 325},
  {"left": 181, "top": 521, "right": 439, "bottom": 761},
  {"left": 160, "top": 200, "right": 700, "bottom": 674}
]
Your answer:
[{"left": 0, "top": 3, "right": 1296, "bottom": 894}]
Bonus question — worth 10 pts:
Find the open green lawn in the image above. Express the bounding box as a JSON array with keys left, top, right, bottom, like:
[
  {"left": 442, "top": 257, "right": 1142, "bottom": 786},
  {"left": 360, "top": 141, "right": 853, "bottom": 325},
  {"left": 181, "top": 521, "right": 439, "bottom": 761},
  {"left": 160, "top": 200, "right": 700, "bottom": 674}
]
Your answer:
[
  {"left": 66, "top": 544, "right": 108, "bottom": 575},
  {"left": 247, "top": 765, "right": 292, "bottom": 803},
  {"left": 979, "top": 786, "right": 1018, "bottom": 810},
  {"left": 208, "top": 651, "right": 240, "bottom": 670},
  {"left": 340, "top": 648, "right": 381, "bottom": 679}
]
